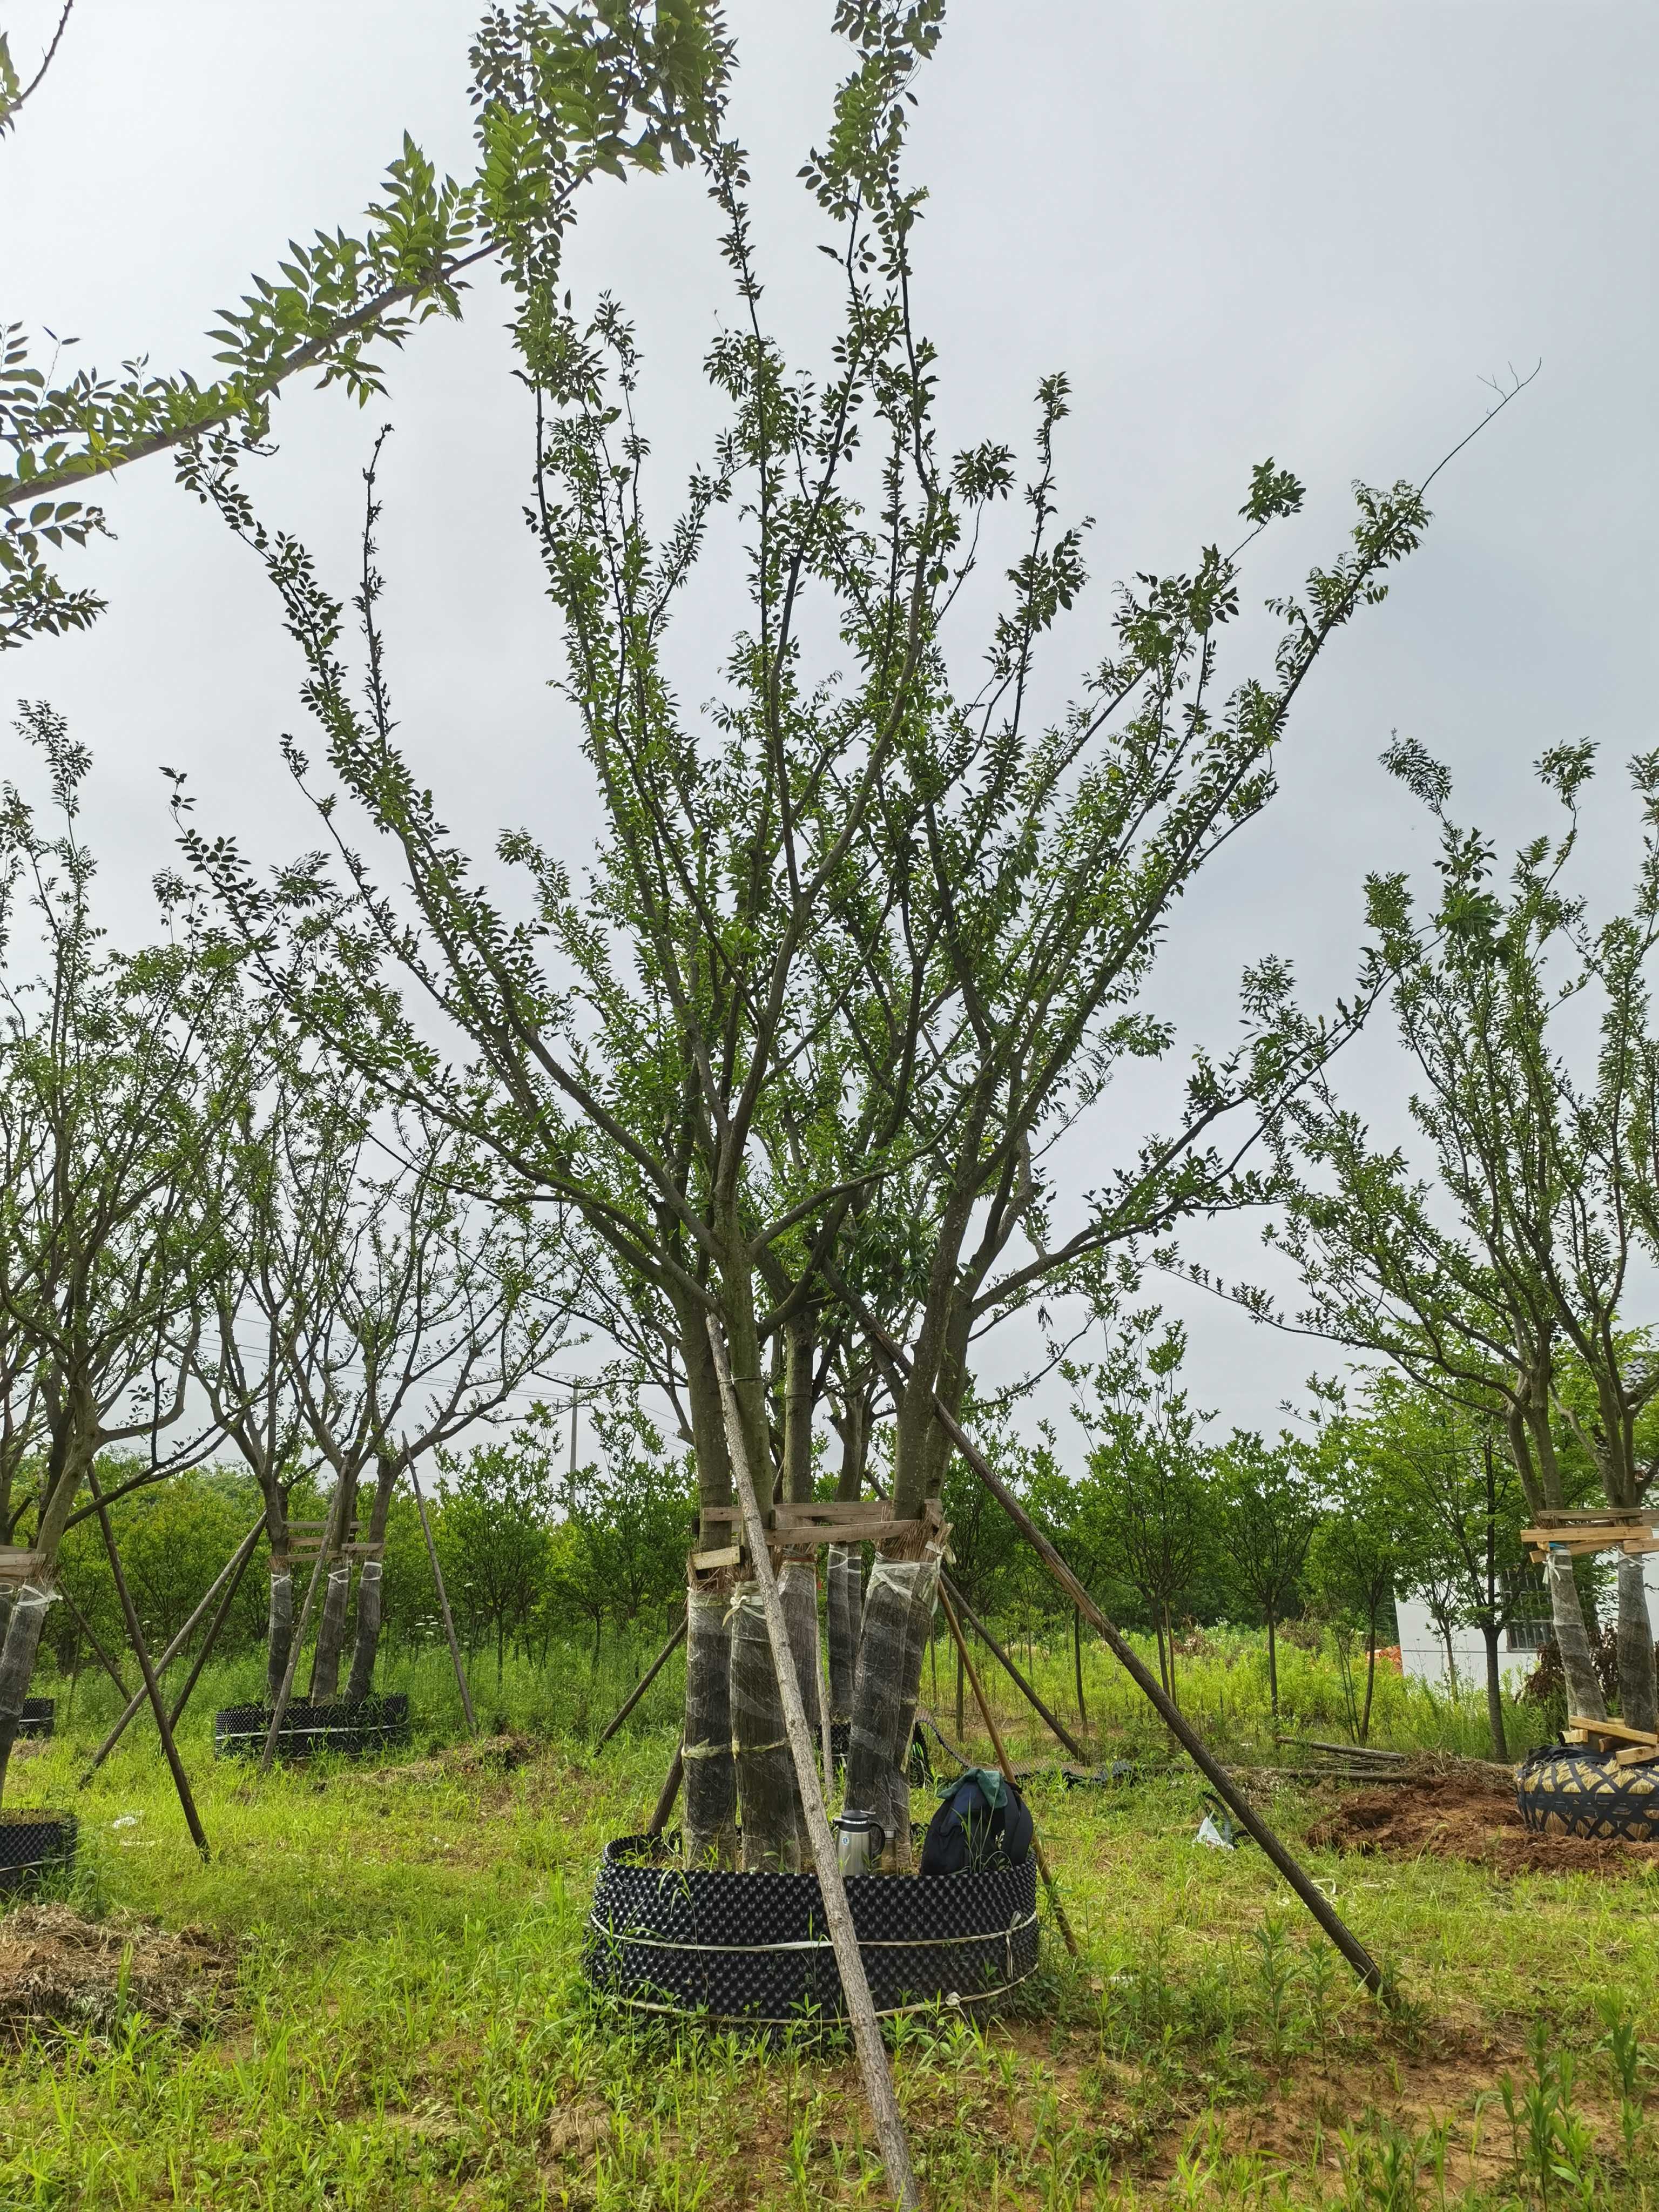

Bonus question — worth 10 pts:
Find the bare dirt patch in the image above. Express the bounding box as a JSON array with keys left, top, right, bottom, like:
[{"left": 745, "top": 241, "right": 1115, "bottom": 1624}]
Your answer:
[
  {"left": 1306, "top": 1764, "right": 1659, "bottom": 1876},
  {"left": 0, "top": 1904, "right": 235, "bottom": 2039}
]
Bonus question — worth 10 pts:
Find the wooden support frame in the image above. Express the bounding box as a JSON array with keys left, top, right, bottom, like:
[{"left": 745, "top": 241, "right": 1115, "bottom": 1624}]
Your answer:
[
  {"left": 0, "top": 1547, "right": 49, "bottom": 1586},
  {"left": 1522, "top": 1510, "right": 1659, "bottom": 1561}
]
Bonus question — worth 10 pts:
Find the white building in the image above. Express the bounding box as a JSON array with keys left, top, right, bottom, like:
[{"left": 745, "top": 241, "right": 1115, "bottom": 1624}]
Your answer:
[{"left": 1395, "top": 1554, "right": 1659, "bottom": 1692}]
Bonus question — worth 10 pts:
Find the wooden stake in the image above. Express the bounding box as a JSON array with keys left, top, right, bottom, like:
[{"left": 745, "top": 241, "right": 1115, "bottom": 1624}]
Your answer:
[
  {"left": 943, "top": 1396, "right": 1381, "bottom": 1993},
  {"left": 939, "top": 1582, "right": 1078, "bottom": 1958},
  {"left": 80, "top": 1517, "right": 263, "bottom": 1783},
  {"left": 942, "top": 1570, "right": 1087, "bottom": 1762},
  {"left": 408, "top": 1459, "right": 478, "bottom": 1739},
  {"left": 84, "top": 1466, "right": 210, "bottom": 1861},
  {"left": 596, "top": 1610, "right": 686, "bottom": 1748},
  {"left": 707, "top": 1318, "right": 920, "bottom": 2212}
]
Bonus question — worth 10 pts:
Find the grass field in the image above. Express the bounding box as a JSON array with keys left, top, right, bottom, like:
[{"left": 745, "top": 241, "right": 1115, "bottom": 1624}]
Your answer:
[{"left": 2, "top": 1630, "right": 1654, "bottom": 2210}]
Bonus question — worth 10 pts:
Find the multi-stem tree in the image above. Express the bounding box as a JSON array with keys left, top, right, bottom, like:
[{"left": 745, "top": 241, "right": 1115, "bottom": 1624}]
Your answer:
[
  {"left": 179, "top": 0, "right": 1474, "bottom": 1869},
  {"left": 0, "top": 706, "right": 243, "bottom": 1801},
  {"left": 1267, "top": 742, "right": 1659, "bottom": 1728}
]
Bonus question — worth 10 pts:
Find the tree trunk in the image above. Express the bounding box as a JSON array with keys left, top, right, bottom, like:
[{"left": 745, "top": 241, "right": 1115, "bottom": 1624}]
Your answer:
[
  {"left": 827, "top": 1542, "right": 861, "bottom": 1722},
  {"left": 731, "top": 1582, "right": 799, "bottom": 1871},
  {"left": 266, "top": 1561, "right": 294, "bottom": 1705},
  {"left": 1481, "top": 1621, "right": 1509, "bottom": 1761},
  {"left": 846, "top": 1548, "right": 940, "bottom": 1873},
  {"left": 1266, "top": 1608, "right": 1279, "bottom": 1719},
  {"left": 346, "top": 1456, "right": 400, "bottom": 1702},
  {"left": 309, "top": 1558, "right": 353, "bottom": 1700},
  {"left": 684, "top": 1575, "right": 738, "bottom": 1866},
  {"left": 1154, "top": 1612, "right": 1169, "bottom": 1697},
  {"left": 1546, "top": 1550, "right": 1606, "bottom": 1721},
  {"left": 1360, "top": 1623, "right": 1379, "bottom": 1744},
  {"left": 955, "top": 1631, "right": 965, "bottom": 1737},
  {"left": 1615, "top": 1554, "right": 1657, "bottom": 1733},
  {"left": 1163, "top": 1604, "right": 1179, "bottom": 1711}
]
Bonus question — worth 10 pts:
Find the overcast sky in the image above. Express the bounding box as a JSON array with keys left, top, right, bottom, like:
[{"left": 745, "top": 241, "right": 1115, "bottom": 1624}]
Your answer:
[{"left": 4, "top": 0, "right": 1656, "bottom": 1449}]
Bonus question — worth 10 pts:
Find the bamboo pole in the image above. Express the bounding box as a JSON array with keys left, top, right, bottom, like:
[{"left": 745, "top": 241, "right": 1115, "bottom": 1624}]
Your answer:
[
  {"left": 408, "top": 1459, "right": 478, "bottom": 1739},
  {"left": 166, "top": 1523, "right": 264, "bottom": 1733},
  {"left": 596, "top": 1610, "right": 686, "bottom": 1748},
  {"left": 941, "top": 1570, "right": 1087, "bottom": 1762},
  {"left": 939, "top": 1582, "right": 1078, "bottom": 1958},
  {"left": 80, "top": 1517, "right": 263, "bottom": 1783},
  {"left": 84, "top": 1466, "right": 210, "bottom": 1861},
  {"left": 707, "top": 1318, "right": 920, "bottom": 2212},
  {"left": 941, "top": 1396, "right": 1381, "bottom": 1994}
]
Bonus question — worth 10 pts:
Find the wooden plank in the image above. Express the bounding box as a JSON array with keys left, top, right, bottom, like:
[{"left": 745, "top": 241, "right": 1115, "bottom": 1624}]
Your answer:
[
  {"left": 690, "top": 1544, "right": 741, "bottom": 1572},
  {"left": 1568, "top": 1712, "right": 1659, "bottom": 1746},
  {"left": 1615, "top": 1744, "right": 1659, "bottom": 1767},
  {"left": 773, "top": 1500, "right": 901, "bottom": 1527},
  {"left": 1536, "top": 1508, "right": 1658, "bottom": 1528},
  {"left": 0, "top": 1548, "right": 48, "bottom": 1585}
]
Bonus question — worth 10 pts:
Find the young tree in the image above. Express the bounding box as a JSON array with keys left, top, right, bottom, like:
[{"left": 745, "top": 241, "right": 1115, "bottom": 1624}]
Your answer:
[
  {"left": 1213, "top": 1427, "right": 1320, "bottom": 1720},
  {"left": 1304, "top": 1410, "right": 1401, "bottom": 1745},
  {"left": 0, "top": 709, "right": 243, "bottom": 1800},
  {"left": 439, "top": 1427, "right": 558, "bottom": 1682},
  {"left": 179, "top": 2, "right": 1482, "bottom": 1869},
  {"left": 1068, "top": 1313, "right": 1215, "bottom": 1708},
  {"left": 1358, "top": 1377, "right": 1528, "bottom": 1758}
]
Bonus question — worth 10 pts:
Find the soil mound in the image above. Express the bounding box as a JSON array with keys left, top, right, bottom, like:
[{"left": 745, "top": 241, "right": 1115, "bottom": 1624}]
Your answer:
[
  {"left": 1307, "top": 1764, "right": 1659, "bottom": 1876},
  {"left": 0, "top": 1905, "right": 234, "bottom": 2039}
]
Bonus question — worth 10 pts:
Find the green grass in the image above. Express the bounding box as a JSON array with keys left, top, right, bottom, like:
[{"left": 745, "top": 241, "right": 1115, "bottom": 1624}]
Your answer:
[{"left": 0, "top": 1631, "right": 1647, "bottom": 2209}]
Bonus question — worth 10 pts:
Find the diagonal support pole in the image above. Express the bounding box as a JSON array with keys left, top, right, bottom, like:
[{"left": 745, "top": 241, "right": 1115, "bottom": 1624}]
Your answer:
[
  {"left": 85, "top": 1466, "right": 210, "bottom": 1861},
  {"left": 166, "top": 1520, "right": 263, "bottom": 1734},
  {"left": 707, "top": 1317, "right": 920, "bottom": 2212},
  {"left": 939, "top": 1581, "right": 1077, "bottom": 1957},
  {"left": 941, "top": 1570, "right": 1087, "bottom": 1762},
  {"left": 80, "top": 1516, "right": 263, "bottom": 1784},
  {"left": 852, "top": 1306, "right": 1386, "bottom": 1999},
  {"left": 945, "top": 1398, "right": 1380, "bottom": 1993},
  {"left": 57, "top": 1585, "right": 131, "bottom": 1701},
  {"left": 259, "top": 1478, "right": 350, "bottom": 1777},
  {"left": 596, "top": 1609, "right": 686, "bottom": 1748}
]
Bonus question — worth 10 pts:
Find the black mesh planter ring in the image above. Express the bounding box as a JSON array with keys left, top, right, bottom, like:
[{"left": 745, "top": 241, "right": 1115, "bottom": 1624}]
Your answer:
[
  {"left": 583, "top": 1833, "right": 1040, "bottom": 2026},
  {"left": 1516, "top": 1745, "right": 1659, "bottom": 1840}
]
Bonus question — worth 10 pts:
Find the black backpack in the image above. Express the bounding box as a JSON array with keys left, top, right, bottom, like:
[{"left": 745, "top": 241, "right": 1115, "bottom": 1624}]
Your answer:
[{"left": 920, "top": 1766, "right": 1034, "bottom": 1876}]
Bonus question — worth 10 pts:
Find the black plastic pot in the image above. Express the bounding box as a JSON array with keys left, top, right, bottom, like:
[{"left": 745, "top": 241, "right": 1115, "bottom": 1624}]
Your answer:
[
  {"left": 584, "top": 1832, "right": 1038, "bottom": 2026},
  {"left": 1517, "top": 1744, "right": 1659, "bottom": 1840},
  {"left": 17, "top": 1697, "right": 55, "bottom": 1741},
  {"left": 0, "top": 1808, "right": 77, "bottom": 1892},
  {"left": 213, "top": 1692, "right": 411, "bottom": 1761}
]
